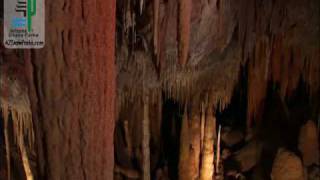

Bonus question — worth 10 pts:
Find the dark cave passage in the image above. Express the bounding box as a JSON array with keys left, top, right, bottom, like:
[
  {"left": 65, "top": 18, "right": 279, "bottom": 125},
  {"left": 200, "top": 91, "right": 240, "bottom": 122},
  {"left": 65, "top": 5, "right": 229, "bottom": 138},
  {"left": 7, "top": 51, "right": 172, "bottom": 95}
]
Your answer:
[
  {"left": 216, "top": 64, "right": 248, "bottom": 138},
  {"left": 160, "top": 98, "right": 183, "bottom": 180}
]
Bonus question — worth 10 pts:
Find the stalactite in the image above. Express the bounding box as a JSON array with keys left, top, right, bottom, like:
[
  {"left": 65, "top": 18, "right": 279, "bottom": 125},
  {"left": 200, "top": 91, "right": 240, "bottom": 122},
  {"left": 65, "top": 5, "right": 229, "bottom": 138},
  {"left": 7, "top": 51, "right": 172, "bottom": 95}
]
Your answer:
[
  {"left": 140, "top": 0, "right": 144, "bottom": 14},
  {"left": 13, "top": 111, "right": 33, "bottom": 179},
  {"left": 2, "top": 103, "right": 11, "bottom": 180},
  {"left": 199, "top": 106, "right": 216, "bottom": 180},
  {"left": 124, "top": 0, "right": 136, "bottom": 52},
  {"left": 153, "top": 0, "right": 159, "bottom": 56},
  {"left": 10, "top": 109, "right": 34, "bottom": 151},
  {"left": 0, "top": 102, "right": 34, "bottom": 180},
  {"left": 142, "top": 96, "right": 150, "bottom": 180},
  {"left": 0, "top": 69, "right": 34, "bottom": 179},
  {"left": 19, "top": 130, "right": 34, "bottom": 180},
  {"left": 178, "top": 0, "right": 192, "bottom": 66},
  {"left": 247, "top": 38, "right": 269, "bottom": 129}
]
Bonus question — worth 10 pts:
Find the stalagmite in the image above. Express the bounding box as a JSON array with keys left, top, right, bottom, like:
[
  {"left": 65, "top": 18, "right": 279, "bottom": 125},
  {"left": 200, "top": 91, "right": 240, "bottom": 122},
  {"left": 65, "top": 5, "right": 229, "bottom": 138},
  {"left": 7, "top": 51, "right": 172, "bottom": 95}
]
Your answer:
[
  {"left": 142, "top": 96, "right": 151, "bottom": 180},
  {"left": 216, "top": 125, "right": 222, "bottom": 174},
  {"left": 189, "top": 108, "right": 201, "bottom": 179},
  {"left": 199, "top": 106, "right": 216, "bottom": 180},
  {"left": 179, "top": 106, "right": 190, "bottom": 180},
  {"left": 200, "top": 103, "right": 205, "bottom": 150},
  {"left": 178, "top": 0, "right": 192, "bottom": 66},
  {"left": 124, "top": 120, "right": 133, "bottom": 157},
  {"left": 298, "top": 120, "right": 319, "bottom": 166},
  {"left": 271, "top": 148, "right": 304, "bottom": 180}
]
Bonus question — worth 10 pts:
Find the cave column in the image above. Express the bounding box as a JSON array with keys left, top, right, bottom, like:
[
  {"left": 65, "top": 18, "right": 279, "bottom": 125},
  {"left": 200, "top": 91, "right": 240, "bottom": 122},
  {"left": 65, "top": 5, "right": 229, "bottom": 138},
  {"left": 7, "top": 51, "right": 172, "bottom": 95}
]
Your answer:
[
  {"left": 179, "top": 105, "right": 190, "bottom": 179},
  {"left": 199, "top": 105, "right": 216, "bottom": 180},
  {"left": 189, "top": 111, "right": 201, "bottom": 180},
  {"left": 179, "top": 103, "right": 201, "bottom": 180},
  {"left": 142, "top": 95, "right": 151, "bottom": 180},
  {"left": 27, "top": 0, "right": 116, "bottom": 179}
]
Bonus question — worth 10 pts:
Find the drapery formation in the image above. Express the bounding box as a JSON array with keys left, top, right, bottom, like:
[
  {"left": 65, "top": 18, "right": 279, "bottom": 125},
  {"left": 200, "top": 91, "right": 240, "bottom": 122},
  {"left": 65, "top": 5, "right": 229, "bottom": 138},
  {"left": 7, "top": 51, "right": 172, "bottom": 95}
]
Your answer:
[{"left": 117, "top": 0, "right": 319, "bottom": 129}]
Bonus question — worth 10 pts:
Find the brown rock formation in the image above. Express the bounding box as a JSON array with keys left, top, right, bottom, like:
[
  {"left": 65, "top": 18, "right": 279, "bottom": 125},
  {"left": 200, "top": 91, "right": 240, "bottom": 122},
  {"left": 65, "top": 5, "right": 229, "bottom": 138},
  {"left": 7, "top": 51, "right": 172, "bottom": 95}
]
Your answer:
[{"left": 24, "top": 0, "right": 116, "bottom": 179}]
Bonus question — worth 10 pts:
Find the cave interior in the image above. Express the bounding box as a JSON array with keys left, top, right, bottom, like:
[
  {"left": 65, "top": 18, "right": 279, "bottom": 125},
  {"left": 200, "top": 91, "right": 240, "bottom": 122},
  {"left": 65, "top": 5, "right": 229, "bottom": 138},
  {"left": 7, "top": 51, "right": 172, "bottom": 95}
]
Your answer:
[{"left": 0, "top": 0, "right": 319, "bottom": 179}]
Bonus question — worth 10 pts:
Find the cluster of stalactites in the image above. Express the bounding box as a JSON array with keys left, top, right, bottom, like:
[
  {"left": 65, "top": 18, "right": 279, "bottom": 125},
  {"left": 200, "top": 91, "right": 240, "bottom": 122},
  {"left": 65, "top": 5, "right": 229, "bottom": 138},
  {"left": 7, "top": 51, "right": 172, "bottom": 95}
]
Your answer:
[
  {"left": 239, "top": 0, "right": 320, "bottom": 128},
  {"left": 247, "top": 37, "right": 320, "bottom": 128},
  {"left": 0, "top": 99, "right": 34, "bottom": 151},
  {"left": 1, "top": 97, "right": 35, "bottom": 180},
  {"left": 119, "top": 0, "right": 320, "bottom": 127}
]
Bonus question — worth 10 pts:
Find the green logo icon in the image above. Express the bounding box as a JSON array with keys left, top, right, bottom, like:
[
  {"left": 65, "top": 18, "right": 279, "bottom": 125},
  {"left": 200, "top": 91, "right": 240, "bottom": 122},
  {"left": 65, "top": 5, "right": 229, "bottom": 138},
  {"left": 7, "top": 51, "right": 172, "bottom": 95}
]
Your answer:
[{"left": 27, "top": 0, "right": 36, "bottom": 32}]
